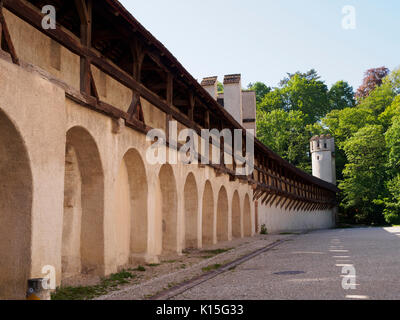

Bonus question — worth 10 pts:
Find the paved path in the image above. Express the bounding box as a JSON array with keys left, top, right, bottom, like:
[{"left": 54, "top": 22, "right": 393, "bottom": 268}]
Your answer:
[{"left": 173, "top": 227, "right": 400, "bottom": 300}]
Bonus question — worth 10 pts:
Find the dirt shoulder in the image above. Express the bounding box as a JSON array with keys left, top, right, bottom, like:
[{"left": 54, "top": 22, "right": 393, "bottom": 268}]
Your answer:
[
  {"left": 51, "top": 233, "right": 297, "bottom": 300},
  {"left": 96, "top": 233, "right": 295, "bottom": 300}
]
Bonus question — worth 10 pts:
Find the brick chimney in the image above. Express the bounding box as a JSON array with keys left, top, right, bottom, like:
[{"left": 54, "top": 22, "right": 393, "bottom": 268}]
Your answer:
[
  {"left": 223, "top": 74, "right": 242, "bottom": 124},
  {"left": 201, "top": 76, "right": 218, "bottom": 100}
]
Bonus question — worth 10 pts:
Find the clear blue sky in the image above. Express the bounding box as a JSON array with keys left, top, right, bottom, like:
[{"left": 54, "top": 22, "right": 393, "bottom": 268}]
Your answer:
[{"left": 120, "top": 0, "right": 400, "bottom": 90}]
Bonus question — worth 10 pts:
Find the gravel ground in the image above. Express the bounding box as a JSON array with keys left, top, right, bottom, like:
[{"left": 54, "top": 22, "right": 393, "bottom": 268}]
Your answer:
[
  {"left": 172, "top": 227, "right": 400, "bottom": 300},
  {"left": 96, "top": 233, "right": 294, "bottom": 300}
]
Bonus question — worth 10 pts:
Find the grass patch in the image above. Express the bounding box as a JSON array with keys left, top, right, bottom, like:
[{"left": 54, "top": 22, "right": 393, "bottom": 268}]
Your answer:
[
  {"left": 51, "top": 270, "right": 136, "bottom": 300},
  {"left": 147, "top": 263, "right": 161, "bottom": 267},
  {"left": 180, "top": 264, "right": 187, "bottom": 269},
  {"left": 135, "top": 265, "right": 146, "bottom": 272},
  {"left": 201, "top": 255, "right": 214, "bottom": 259},
  {"left": 260, "top": 224, "right": 268, "bottom": 235},
  {"left": 164, "top": 260, "right": 177, "bottom": 263},
  {"left": 202, "top": 264, "right": 222, "bottom": 272}
]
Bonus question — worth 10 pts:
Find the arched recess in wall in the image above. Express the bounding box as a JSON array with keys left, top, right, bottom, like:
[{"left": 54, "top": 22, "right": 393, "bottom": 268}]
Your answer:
[
  {"left": 113, "top": 149, "right": 148, "bottom": 268},
  {"left": 232, "top": 191, "right": 241, "bottom": 238},
  {"left": 202, "top": 181, "right": 214, "bottom": 246},
  {"left": 159, "top": 164, "right": 178, "bottom": 253},
  {"left": 184, "top": 173, "right": 199, "bottom": 249},
  {"left": 217, "top": 186, "right": 229, "bottom": 242},
  {"left": 0, "top": 109, "right": 32, "bottom": 299},
  {"left": 62, "top": 126, "right": 104, "bottom": 280},
  {"left": 243, "top": 194, "right": 252, "bottom": 237}
]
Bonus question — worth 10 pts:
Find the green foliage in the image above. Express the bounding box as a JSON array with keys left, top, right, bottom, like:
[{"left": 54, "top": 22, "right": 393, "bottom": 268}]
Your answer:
[
  {"left": 383, "top": 175, "right": 400, "bottom": 225},
  {"left": 202, "top": 264, "right": 222, "bottom": 272},
  {"left": 321, "top": 68, "right": 400, "bottom": 225},
  {"left": 385, "top": 115, "right": 400, "bottom": 168},
  {"left": 248, "top": 82, "right": 271, "bottom": 103},
  {"left": 51, "top": 270, "right": 136, "bottom": 300},
  {"left": 135, "top": 265, "right": 146, "bottom": 272},
  {"left": 259, "top": 71, "right": 330, "bottom": 124},
  {"left": 257, "top": 109, "right": 312, "bottom": 172},
  {"left": 339, "top": 125, "right": 388, "bottom": 224},
  {"left": 255, "top": 70, "right": 355, "bottom": 176},
  {"left": 201, "top": 248, "right": 233, "bottom": 256},
  {"left": 255, "top": 67, "right": 400, "bottom": 226},
  {"left": 217, "top": 81, "right": 224, "bottom": 93},
  {"left": 260, "top": 224, "right": 268, "bottom": 235},
  {"left": 328, "top": 81, "right": 355, "bottom": 111}
]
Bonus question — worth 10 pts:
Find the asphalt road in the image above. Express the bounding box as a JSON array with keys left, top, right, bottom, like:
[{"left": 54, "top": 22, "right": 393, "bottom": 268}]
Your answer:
[{"left": 173, "top": 227, "right": 400, "bottom": 300}]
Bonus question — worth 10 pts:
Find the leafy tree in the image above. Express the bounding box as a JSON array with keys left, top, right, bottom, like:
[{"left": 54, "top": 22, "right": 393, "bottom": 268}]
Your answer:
[
  {"left": 383, "top": 175, "right": 400, "bottom": 225},
  {"left": 328, "top": 81, "right": 355, "bottom": 111},
  {"left": 259, "top": 71, "right": 330, "bottom": 124},
  {"left": 340, "top": 125, "right": 388, "bottom": 224},
  {"left": 279, "top": 69, "right": 321, "bottom": 87},
  {"left": 355, "top": 67, "right": 389, "bottom": 101},
  {"left": 386, "top": 115, "right": 400, "bottom": 169},
  {"left": 257, "top": 109, "right": 312, "bottom": 172},
  {"left": 217, "top": 81, "right": 224, "bottom": 93},
  {"left": 322, "top": 107, "right": 375, "bottom": 148},
  {"left": 383, "top": 116, "right": 400, "bottom": 224},
  {"left": 255, "top": 67, "right": 400, "bottom": 226},
  {"left": 247, "top": 82, "right": 271, "bottom": 104}
]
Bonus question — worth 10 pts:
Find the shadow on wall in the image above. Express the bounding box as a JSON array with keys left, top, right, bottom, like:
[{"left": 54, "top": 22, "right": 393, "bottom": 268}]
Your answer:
[
  {"left": 62, "top": 126, "right": 104, "bottom": 279},
  {"left": 0, "top": 108, "right": 32, "bottom": 299}
]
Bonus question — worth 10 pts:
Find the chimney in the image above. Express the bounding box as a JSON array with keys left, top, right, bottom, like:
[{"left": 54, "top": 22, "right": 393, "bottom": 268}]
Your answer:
[
  {"left": 223, "top": 74, "right": 243, "bottom": 125},
  {"left": 242, "top": 90, "right": 257, "bottom": 135},
  {"left": 201, "top": 76, "right": 218, "bottom": 100}
]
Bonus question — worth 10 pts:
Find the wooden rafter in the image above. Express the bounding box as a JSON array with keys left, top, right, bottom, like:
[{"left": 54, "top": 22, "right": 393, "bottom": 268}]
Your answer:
[
  {"left": 1, "top": 0, "right": 338, "bottom": 207},
  {"left": 0, "top": 0, "right": 19, "bottom": 65}
]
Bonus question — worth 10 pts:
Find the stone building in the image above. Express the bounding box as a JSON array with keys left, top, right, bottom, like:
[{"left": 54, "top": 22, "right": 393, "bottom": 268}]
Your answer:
[{"left": 0, "top": 0, "right": 337, "bottom": 299}]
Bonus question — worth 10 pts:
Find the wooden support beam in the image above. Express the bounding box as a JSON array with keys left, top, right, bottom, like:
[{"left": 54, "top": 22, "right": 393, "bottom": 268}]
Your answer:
[
  {"left": 269, "top": 195, "right": 278, "bottom": 207},
  {"left": 293, "top": 201, "right": 302, "bottom": 211},
  {"left": 275, "top": 196, "right": 283, "bottom": 208},
  {"left": 299, "top": 202, "right": 308, "bottom": 211},
  {"left": 74, "top": 0, "right": 89, "bottom": 25},
  {"left": 89, "top": 67, "right": 99, "bottom": 100},
  {"left": 75, "top": 0, "right": 92, "bottom": 95},
  {"left": 0, "top": 0, "right": 19, "bottom": 65},
  {"left": 189, "top": 93, "right": 195, "bottom": 121},
  {"left": 166, "top": 73, "right": 173, "bottom": 106},
  {"left": 280, "top": 197, "right": 289, "bottom": 209},
  {"left": 0, "top": 7, "right": 2, "bottom": 46},
  {"left": 127, "top": 40, "right": 145, "bottom": 122},
  {"left": 288, "top": 200, "right": 297, "bottom": 211},
  {"left": 255, "top": 190, "right": 265, "bottom": 201},
  {"left": 261, "top": 193, "right": 272, "bottom": 206},
  {"left": 253, "top": 189, "right": 263, "bottom": 202},
  {"left": 285, "top": 199, "right": 294, "bottom": 210}
]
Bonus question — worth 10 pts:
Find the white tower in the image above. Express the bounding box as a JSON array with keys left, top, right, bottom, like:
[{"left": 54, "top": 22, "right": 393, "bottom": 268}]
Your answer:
[{"left": 310, "top": 134, "right": 336, "bottom": 185}]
